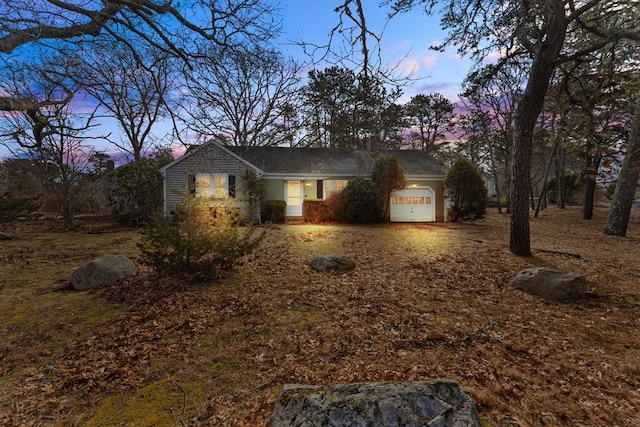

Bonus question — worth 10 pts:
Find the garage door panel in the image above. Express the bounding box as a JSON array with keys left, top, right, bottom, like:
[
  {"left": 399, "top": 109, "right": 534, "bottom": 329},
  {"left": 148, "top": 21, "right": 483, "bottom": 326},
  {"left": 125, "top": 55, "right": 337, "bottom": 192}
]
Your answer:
[{"left": 390, "top": 188, "right": 435, "bottom": 222}]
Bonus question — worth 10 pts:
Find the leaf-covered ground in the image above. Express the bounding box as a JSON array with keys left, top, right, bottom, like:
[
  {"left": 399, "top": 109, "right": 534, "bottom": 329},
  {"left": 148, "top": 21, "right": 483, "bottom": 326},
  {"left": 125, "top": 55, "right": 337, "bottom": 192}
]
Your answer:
[{"left": 1, "top": 207, "right": 639, "bottom": 426}]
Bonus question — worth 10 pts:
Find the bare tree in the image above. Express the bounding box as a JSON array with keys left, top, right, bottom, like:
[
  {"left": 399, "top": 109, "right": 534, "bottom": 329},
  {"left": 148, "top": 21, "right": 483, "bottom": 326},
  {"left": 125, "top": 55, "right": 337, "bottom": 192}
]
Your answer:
[
  {"left": 1, "top": 93, "right": 98, "bottom": 227},
  {"left": 405, "top": 93, "right": 455, "bottom": 155},
  {"left": 180, "top": 46, "right": 302, "bottom": 147},
  {"left": 458, "top": 63, "right": 525, "bottom": 213},
  {"left": 75, "top": 43, "right": 174, "bottom": 161},
  {"left": 0, "top": 0, "right": 280, "bottom": 119}
]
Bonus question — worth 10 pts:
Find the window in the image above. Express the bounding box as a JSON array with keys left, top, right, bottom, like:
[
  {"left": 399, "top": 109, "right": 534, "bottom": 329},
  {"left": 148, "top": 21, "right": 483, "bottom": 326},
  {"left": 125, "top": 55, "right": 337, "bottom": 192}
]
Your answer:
[
  {"left": 324, "top": 180, "right": 349, "bottom": 199},
  {"left": 195, "top": 173, "right": 229, "bottom": 198}
]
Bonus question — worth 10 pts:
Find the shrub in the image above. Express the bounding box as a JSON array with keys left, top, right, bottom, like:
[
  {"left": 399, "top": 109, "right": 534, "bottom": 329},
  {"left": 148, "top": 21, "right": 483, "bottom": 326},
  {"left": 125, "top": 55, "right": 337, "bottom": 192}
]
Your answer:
[
  {"left": 341, "top": 177, "right": 382, "bottom": 224},
  {"left": 243, "top": 169, "right": 266, "bottom": 224},
  {"left": 0, "top": 192, "right": 40, "bottom": 222},
  {"left": 108, "top": 159, "right": 163, "bottom": 225},
  {"left": 372, "top": 154, "right": 406, "bottom": 222},
  {"left": 303, "top": 199, "right": 330, "bottom": 223},
  {"left": 444, "top": 157, "right": 488, "bottom": 221},
  {"left": 261, "top": 200, "right": 286, "bottom": 223},
  {"left": 546, "top": 173, "right": 580, "bottom": 204},
  {"left": 138, "top": 197, "right": 264, "bottom": 282},
  {"left": 324, "top": 192, "right": 346, "bottom": 222}
]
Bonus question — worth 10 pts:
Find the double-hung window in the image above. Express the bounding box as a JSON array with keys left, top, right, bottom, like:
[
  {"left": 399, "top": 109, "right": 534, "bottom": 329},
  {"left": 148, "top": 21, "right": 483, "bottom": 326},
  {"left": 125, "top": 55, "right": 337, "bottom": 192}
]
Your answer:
[{"left": 196, "top": 173, "right": 228, "bottom": 198}]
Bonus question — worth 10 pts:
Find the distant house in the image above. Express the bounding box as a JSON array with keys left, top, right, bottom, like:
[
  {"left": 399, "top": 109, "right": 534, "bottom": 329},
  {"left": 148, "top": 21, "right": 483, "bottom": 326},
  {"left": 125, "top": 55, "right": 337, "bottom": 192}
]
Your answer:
[{"left": 160, "top": 141, "right": 446, "bottom": 223}]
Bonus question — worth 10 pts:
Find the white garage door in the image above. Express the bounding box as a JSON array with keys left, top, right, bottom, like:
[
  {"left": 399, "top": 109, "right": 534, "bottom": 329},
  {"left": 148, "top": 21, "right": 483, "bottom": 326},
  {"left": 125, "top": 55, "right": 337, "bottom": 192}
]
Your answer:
[{"left": 390, "top": 187, "right": 436, "bottom": 222}]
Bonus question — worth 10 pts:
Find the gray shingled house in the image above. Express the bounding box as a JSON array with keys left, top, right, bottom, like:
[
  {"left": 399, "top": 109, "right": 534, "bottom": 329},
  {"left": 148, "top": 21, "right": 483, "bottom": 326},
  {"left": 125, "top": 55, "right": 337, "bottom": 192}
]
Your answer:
[{"left": 160, "top": 140, "right": 446, "bottom": 223}]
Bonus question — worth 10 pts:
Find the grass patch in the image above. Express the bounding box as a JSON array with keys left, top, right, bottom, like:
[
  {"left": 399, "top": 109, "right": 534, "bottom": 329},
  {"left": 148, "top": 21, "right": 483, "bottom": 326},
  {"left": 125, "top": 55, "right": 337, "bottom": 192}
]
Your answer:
[{"left": 84, "top": 380, "right": 206, "bottom": 426}]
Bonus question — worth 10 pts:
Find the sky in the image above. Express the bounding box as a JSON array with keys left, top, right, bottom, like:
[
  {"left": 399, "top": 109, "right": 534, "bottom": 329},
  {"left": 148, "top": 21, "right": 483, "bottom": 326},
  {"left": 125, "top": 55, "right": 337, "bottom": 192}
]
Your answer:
[
  {"left": 276, "top": 0, "right": 474, "bottom": 103},
  {"left": 0, "top": 1, "right": 475, "bottom": 161}
]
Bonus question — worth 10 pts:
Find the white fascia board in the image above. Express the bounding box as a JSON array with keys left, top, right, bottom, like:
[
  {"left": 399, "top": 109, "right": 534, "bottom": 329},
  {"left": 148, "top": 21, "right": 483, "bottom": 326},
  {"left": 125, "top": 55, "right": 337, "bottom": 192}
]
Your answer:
[
  {"left": 262, "top": 173, "right": 359, "bottom": 180},
  {"left": 404, "top": 175, "right": 445, "bottom": 181}
]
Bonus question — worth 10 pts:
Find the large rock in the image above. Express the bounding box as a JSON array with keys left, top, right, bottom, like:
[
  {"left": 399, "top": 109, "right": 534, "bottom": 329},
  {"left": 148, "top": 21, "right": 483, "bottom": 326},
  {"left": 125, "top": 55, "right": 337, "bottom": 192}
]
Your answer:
[
  {"left": 0, "top": 231, "right": 15, "bottom": 240},
  {"left": 71, "top": 254, "right": 137, "bottom": 291},
  {"left": 308, "top": 254, "right": 356, "bottom": 272},
  {"left": 268, "top": 380, "right": 481, "bottom": 427},
  {"left": 509, "top": 267, "right": 587, "bottom": 301}
]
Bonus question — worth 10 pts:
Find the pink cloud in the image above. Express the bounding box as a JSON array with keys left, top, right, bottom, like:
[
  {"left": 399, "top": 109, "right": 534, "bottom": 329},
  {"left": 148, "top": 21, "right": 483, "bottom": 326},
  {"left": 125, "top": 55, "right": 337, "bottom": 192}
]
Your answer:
[{"left": 422, "top": 56, "right": 438, "bottom": 69}]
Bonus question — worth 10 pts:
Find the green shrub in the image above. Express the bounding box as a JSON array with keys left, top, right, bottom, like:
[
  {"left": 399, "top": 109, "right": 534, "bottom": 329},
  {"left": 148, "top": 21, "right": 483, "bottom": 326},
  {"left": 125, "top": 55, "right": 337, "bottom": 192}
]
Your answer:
[
  {"left": 444, "top": 157, "right": 488, "bottom": 221},
  {"left": 546, "top": 173, "right": 580, "bottom": 204},
  {"left": 243, "top": 169, "right": 266, "bottom": 224},
  {"left": 108, "top": 159, "right": 163, "bottom": 225},
  {"left": 0, "top": 192, "right": 40, "bottom": 222},
  {"left": 341, "top": 177, "right": 382, "bottom": 224},
  {"left": 372, "top": 154, "right": 406, "bottom": 222},
  {"left": 138, "top": 197, "right": 264, "bottom": 282},
  {"left": 261, "top": 200, "right": 286, "bottom": 223}
]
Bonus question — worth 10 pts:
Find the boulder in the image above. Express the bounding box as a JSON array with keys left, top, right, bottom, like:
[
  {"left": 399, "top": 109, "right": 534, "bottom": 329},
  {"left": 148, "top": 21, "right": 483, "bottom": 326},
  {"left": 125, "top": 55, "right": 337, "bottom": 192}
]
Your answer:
[
  {"left": 70, "top": 254, "right": 137, "bottom": 291},
  {"left": 509, "top": 267, "right": 587, "bottom": 301},
  {"left": 0, "top": 231, "right": 15, "bottom": 240},
  {"left": 308, "top": 254, "right": 356, "bottom": 272},
  {"left": 268, "top": 380, "right": 481, "bottom": 427}
]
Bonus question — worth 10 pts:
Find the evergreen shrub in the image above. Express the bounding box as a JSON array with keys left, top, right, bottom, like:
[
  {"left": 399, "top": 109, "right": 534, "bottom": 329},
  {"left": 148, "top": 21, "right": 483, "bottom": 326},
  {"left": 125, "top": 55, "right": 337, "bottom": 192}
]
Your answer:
[{"left": 138, "top": 197, "right": 264, "bottom": 282}]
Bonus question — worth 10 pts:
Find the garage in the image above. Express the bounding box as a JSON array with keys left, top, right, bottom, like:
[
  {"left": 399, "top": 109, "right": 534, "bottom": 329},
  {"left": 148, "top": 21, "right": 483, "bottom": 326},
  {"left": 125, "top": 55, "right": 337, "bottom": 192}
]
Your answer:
[{"left": 390, "top": 187, "right": 436, "bottom": 222}]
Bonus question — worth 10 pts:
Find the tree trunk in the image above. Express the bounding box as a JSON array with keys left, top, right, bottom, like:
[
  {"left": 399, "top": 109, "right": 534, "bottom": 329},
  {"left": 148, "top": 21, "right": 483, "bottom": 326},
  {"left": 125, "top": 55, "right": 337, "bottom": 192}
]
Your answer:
[
  {"left": 556, "top": 147, "right": 566, "bottom": 208},
  {"left": 582, "top": 156, "right": 600, "bottom": 220},
  {"left": 509, "top": 2, "right": 567, "bottom": 256},
  {"left": 489, "top": 143, "right": 502, "bottom": 213},
  {"left": 535, "top": 140, "right": 558, "bottom": 217},
  {"left": 530, "top": 184, "right": 536, "bottom": 210},
  {"left": 583, "top": 174, "right": 596, "bottom": 219},
  {"left": 604, "top": 91, "right": 640, "bottom": 235}
]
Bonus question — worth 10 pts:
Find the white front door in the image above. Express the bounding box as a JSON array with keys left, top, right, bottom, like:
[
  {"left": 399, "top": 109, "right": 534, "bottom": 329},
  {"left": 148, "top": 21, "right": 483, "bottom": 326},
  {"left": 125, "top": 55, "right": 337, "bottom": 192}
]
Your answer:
[{"left": 285, "top": 180, "right": 303, "bottom": 216}]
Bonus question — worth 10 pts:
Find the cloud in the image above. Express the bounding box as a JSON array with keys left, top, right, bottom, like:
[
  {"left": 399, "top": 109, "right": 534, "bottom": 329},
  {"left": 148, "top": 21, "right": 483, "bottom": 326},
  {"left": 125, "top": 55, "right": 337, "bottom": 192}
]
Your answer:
[
  {"left": 422, "top": 56, "right": 438, "bottom": 69},
  {"left": 397, "top": 57, "right": 420, "bottom": 75}
]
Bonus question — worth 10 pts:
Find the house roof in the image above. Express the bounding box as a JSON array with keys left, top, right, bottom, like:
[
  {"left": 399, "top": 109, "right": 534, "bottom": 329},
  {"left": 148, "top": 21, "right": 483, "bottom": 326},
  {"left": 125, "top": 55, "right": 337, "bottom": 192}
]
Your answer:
[
  {"left": 226, "top": 146, "right": 445, "bottom": 178},
  {"left": 162, "top": 140, "right": 445, "bottom": 179}
]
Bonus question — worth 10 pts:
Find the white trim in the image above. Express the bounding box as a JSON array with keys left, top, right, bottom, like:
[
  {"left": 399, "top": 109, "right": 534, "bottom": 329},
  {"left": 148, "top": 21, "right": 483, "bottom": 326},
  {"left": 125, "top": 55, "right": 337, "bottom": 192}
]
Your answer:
[
  {"left": 162, "top": 169, "right": 167, "bottom": 215},
  {"left": 284, "top": 180, "right": 303, "bottom": 216}
]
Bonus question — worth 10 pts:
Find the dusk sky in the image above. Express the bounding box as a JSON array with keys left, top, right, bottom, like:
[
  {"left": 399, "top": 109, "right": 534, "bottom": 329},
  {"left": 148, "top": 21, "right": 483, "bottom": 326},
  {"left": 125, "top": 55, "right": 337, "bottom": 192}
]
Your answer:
[
  {"left": 0, "top": 1, "right": 476, "bottom": 160},
  {"left": 277, "top": 1, "right": 474, "bottom": 102}
]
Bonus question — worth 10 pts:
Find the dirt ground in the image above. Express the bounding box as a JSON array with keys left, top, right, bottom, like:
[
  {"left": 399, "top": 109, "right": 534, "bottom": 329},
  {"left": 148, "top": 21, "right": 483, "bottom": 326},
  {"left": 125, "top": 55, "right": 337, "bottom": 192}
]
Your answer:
[{"left": 1, "top": 207, "right": 639, "bottom": 426}]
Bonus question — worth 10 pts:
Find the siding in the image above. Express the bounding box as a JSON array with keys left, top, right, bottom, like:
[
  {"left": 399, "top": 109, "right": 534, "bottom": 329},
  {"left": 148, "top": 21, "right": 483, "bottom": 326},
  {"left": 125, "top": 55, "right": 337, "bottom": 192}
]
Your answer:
[
  {"left": 303, "top": 180, "right": 318, "bottom": 200},
  {"left": 263, "top": 179, "right": 285, "bottom": 201},
  {"left": 163, "top": 144, "right": 256, "bottom": 222}
]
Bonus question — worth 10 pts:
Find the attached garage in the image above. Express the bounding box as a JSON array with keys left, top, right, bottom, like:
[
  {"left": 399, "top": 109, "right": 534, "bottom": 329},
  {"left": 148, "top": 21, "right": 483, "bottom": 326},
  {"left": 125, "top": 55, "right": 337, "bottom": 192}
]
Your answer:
[{"left": 390, "top": 187, "right": 436, "bottom": 222}]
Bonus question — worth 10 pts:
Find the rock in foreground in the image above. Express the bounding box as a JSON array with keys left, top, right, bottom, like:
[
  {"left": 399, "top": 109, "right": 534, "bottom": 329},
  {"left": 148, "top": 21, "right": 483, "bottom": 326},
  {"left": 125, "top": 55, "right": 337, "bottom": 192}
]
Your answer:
[
  {"left": 71, "top": 254, "right": 137, "bottom": 291},
  {"left": 510, "top": 267, "right": 587, "bottom": 301},
  {"left": 308, "top": 254, "right": 356, "bottom": 272},
  {"left": 0, "top": 231, "right": 15, "bottom": 240},
  {"left": 268, "top": 380, "right": 481, "bottom": 427}
]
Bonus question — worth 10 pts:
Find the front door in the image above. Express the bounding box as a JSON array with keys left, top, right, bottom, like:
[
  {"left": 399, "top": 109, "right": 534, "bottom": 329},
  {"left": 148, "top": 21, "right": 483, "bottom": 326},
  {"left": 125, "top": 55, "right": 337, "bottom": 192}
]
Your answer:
[{"left": 285, "top": 180, "right": 303, "bottom": 216}]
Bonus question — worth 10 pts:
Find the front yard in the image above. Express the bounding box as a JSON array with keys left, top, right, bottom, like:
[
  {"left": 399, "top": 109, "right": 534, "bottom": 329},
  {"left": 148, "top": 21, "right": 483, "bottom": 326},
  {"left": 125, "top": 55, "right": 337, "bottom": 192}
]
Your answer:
[{"left": 1, "top": 207, "right": 639, "bottom": 426}]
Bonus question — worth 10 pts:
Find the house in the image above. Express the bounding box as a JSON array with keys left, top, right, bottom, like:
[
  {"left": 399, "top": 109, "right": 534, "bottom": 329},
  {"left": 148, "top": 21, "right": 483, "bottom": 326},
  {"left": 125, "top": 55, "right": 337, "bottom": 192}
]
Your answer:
[{"left": 160, "top": 141, "right": 446, "bottom": 223}]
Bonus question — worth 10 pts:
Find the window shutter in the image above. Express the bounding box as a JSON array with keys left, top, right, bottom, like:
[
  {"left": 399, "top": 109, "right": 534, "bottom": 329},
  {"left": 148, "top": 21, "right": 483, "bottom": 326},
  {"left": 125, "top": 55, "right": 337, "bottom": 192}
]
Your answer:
[
  {"left": 317, "top": 180, "right": 323, "bottom": 199},
  {"left": 188, "top": 173, "right": 196, "bottom": 197},
  {"left": 228, "top": 175, "right": 236, "bottom": 198}
]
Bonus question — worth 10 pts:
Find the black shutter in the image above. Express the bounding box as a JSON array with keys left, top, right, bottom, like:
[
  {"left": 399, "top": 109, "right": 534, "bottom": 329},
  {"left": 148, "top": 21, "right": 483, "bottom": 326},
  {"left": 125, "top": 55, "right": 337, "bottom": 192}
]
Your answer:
[
  {"left": 228, "top": 175, "right": 236, "bottom": 198},
  {"left": 188, "top": 173, "right": 196, "bottom": 197},
  {"left": 317, "top": 180, "right": 323, "bottom": 199}
]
